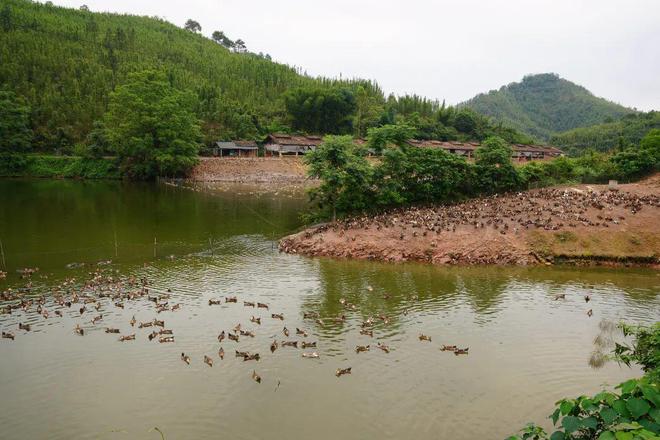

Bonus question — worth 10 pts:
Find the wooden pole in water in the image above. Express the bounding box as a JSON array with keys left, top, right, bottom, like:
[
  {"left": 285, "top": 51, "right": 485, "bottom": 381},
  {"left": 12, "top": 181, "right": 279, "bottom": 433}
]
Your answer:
[
  {"left": 0, "top": 238, "right": 6, "bottom": 270},
  {"left": 114, "top": 229, "right": 118, "bottom": 258},
  {"left": 209, "top": 237, "right": 213, "bottom": 256},
  {"left": 154, "top": 237, "right": 157, "bottom": 259}
]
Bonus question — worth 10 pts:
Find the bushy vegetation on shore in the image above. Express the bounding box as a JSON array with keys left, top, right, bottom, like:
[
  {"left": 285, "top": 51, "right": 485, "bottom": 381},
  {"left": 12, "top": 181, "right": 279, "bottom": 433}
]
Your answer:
[
  {"left": 0, "top": 155, "right": 119, "bottom": 179},
  {"left": 507, "top": 322, "right": 660, "bottom": 440},
  {"left": 305, "top": 126, "right": 660, "bottom": 220}
]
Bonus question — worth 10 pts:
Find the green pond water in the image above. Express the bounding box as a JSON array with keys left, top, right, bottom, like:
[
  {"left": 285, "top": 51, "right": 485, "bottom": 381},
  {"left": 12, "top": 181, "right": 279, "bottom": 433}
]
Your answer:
[{"left": 0, "top": 178, "right": 658, "bottom": 440}]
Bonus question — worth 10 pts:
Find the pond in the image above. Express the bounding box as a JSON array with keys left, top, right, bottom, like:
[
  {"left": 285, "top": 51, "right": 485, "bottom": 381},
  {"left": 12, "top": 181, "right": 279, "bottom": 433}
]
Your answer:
[{"left": 0, "top": 179, "right": 658, "bottom": 440}]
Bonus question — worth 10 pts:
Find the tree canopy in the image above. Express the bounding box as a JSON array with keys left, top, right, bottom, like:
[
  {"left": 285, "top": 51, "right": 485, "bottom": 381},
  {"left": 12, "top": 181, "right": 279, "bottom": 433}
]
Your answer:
[
  {"left": 104, "top": 70, "right": 201, "bottom": 179},
  {"left": 284, "top": 86, "right": 357, "bottom": 134}
]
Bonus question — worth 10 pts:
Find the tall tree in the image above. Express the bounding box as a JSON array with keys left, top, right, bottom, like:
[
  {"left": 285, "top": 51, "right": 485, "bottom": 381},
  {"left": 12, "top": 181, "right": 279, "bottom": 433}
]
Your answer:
[
  {"left": 211, "top": 30, "right": 225, "bottom": 44},
  {"left": 104, "top": 70, "right": 201, "bottom": 179},
  {"left": 474, "top": 136, "right": 520, "bottom": 193},
  {"left": 184, "top": 19, "right": 201, "bottom": 33},
  {"left": 284, "top": 86, "right": 356, "bottom": 134},
  {"left": 233, "top": 38, "right": 246, "bottom": 53},
  {"left": 0, "top": 90, "right": 33, "bottom": 154},
  {"left": 0, "top": 4, "right": 12, "bottom": 32}
]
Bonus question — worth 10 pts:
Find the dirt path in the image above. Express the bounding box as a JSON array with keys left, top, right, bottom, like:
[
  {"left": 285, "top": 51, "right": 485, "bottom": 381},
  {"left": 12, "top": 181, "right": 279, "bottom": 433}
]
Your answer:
[{"left": 280, "top": 178, "right": 660, "bottom": 267}]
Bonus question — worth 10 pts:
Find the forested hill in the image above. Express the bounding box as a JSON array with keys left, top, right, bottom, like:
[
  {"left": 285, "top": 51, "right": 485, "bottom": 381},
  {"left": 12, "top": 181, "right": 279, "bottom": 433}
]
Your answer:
[
  {"left": 551, "top": 111, "right": 660, "bottom": 156},
  {"left": 0, "top": 0, "right": 382, "bottom": 147},
  {"left": 462, "top": 73, "right": 635, "bottom": 141}
]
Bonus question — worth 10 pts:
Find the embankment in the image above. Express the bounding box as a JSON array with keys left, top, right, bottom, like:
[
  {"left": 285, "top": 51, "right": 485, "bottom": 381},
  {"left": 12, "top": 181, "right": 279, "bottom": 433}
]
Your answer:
[
  {"left": 189, "top": 157, "right": 311, "bottom": 184},
  {"left": 280, "top": 178, "right": 660, "bottom": 267}
]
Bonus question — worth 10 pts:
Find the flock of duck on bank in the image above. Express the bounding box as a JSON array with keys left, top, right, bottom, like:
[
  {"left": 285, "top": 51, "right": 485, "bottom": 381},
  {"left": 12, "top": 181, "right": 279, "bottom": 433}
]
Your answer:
[{"left": 0, "top": 266, "right": 480, "bottom": 382}]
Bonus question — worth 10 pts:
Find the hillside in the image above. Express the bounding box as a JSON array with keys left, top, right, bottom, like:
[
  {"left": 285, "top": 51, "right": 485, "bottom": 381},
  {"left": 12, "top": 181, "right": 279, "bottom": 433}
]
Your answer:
[
  {"left": 0, "top": 0, "right": 382, "bottom": 148},
  {"left": 462, "top": 73, "right": 634, "bottom": 141},
  {"left": 551, "top": 111, "right": 660, "bottom": 156}
]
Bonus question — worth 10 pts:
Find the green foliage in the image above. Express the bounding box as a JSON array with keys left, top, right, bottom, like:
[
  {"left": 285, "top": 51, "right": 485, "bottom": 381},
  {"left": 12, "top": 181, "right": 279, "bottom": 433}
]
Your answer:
[
  {"left": 366, "top": 124, "right": 416, "bottom": 154},
  {"left": 509, "top": 322, "right": 660, "bottom": 440},
  {"left": 0, "top": 155, "right": 119, "bottom": 178},
  {"left": 284, "top": 86, "right": 356, "bottom": 134},
  {"left": 474, "top": 136, "right": 520, "bottom": 193},
  {"left": 615, "top": 323, "right": 660, "bottom": 382},
  {"left": 304, "top": 135, "right": 373, "bottom": 220},
  {"left": 0, "top": 89, "right": 32, "bottom": 153},
  {"left": 464, "top": 73, "right": 634, "bottom": 141},
  {"left": 552, "top": 112, "right": 660, "bottom": 156},
  {"left": 640, "top": 129, "right": 660, "bottom": 165},
  {"left": 104, "top": 70, "right": 201, "bottom": 179}
]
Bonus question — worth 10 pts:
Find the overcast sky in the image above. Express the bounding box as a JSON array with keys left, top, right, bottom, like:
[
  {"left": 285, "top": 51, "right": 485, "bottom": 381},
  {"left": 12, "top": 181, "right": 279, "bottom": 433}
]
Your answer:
[{"left": 50, "top": 0, "right": 659, "bottom": 111}]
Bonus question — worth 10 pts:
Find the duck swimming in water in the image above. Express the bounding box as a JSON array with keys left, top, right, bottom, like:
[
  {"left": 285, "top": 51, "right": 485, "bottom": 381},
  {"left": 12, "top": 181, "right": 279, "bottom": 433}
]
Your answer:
[
  {"left": 225, "top": 296, "right": 237, "bottom": 303},
  {"left": 296, "top": 328, "right": 307, "bottom": 337},
  {"left": 377, "top": 343, "right": 390, "bottom": 353},
  {"left": 250, "top": 316, "right": 261, "bottom": 325},
  {"left": 302, "top": 352, "right": 319, "bottom": 358},
  {"left": 18, "top": 322, "right": 31, "bottom": 332},
  {"left": 159, "top": 336, "right": 174, "bottom": 343},
  {"left": 272, "top": 313, "right": 284, "bottom": 321},
  {"left": 119, "top": 334, "right": 135, "bottom": 342},
  {"left": 218, "top": 347, "right": 225, "bottom": 359},
  {"left": 282, "top": 326, "right": 289, "bottom": 337},
  {"left": 257, "top": 302, "right": 269, "bottom": 310},
  {"left": 360, "top": 329, "right": 373, "bottom": 337},
  {"left": 303, "top": 312, "right": 318, "bottom": 319},
  {"left": 217, "top": 331, "right": 225, "bottom": 343},
  {"left": 2, "top": 331, "right": 15, "bottom": 340},
  {"left": 181, "top": 353, "right": 191, "bottom": 365},
  {"left": 441, "top": 345, "right": 458, "bottom": 352},
  {"left": 240, "top": 330, "right": 255, "bottom": 338},
  {"left": 235, "top": 350, "right": 249, "bottom": 357},
  {"left": 335, "top": 367, "right": 351, "bottom": 377},
  {"left": 554, "top": 294, "right": 566, "bottom": 300},
  {"left": 148, "top": 331, "right": 159, "bottom": 341},
  {"left": 243, "top": 353, "right": 260, "bottom": 362},
  {"left": 153, "top": 319, "right": 164, "bottom": 328},
  {"left": 74, "top": 324, "right": 84, "bottom": 336},
  {"left": 281, "top": 341, "right": 298, "bottom": 348},
  {"left": 244, "top": 301, "right": 255, "bottom": 307},
  {"left": 419, "top": 334, "right": 432, "bottom": 342},
  {"left": 301, "top": 341, "right": 317, "bottom": 349},
  {"left": 208, "top": 299, "right": 222, "bottom": 306},
  {"left": 355, "top": 345, "right": 370, "bottom": 353},
  {"left": 204, "top": 355, "right": 213, "bottom": 367},
  {"left": 105, "top": 327, "right": 120, "bottom": 334},
  {"left": 270, "top": 340, "right": 278, "bottom": 353},
  {"left": 584, "top": 295, "right": 591, "bottom": 303},
  {"left": 159, "top": 329, "right": 173, "bottom": 335},
  {"left": 228, "top": 333, "right": 239, "bottom": 342},
  {"left": 454, "top": 347, "right": 469, "bottom": 355},
  {"left": 252, "top": 370, "right": 261, "bottom": 383},
  {"left": 587, "top": 309, "right": 593, "bottom": 317},
  {"left": 138, "top": 321, "right": 153, "bottom": 329},
  {"left": 130, "top": 316, "right": 136, "bottom": 327},
  {"left": 233, "top": 323, "right": 242, "bottom": 333}
]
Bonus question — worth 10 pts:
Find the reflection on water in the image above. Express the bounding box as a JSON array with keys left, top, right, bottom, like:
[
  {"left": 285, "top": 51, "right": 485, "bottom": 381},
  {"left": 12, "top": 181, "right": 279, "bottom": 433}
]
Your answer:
[{"left": 0, "top": 179, "right": 658, "bottom": 440}]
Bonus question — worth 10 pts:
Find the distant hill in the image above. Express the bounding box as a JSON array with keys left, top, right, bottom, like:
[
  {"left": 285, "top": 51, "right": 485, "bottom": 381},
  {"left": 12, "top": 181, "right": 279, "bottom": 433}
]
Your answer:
[
  {"left": 462, "top": 73, "right": 635, "bottom": 141},
  {"left": 551, "top": 111, "right": 660, "bottom": 156}
]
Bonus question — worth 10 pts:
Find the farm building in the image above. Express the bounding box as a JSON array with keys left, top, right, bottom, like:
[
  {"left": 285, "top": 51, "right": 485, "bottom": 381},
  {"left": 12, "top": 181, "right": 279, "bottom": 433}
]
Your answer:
[
  {"left": 214, "top": 141, "right": 258, "bottom": 157},
  {"left": 407, "top": 140, "right": 563, "bottom": 160},
  {"left": 264, "top": 134, "right": 324, "bottom": 156}
]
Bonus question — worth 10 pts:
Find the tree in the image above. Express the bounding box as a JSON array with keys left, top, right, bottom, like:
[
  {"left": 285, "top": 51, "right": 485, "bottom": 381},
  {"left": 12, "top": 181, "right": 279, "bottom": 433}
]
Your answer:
[
  {"left": 474, "top": 136, "right": 520, "bottom": 193},
  {"left": 0, "top": 4, "right": 12, "bottom": 32},
  {"left": 104, "top": 70, "right": 201, "bottom": 179},
  {"left": 233, "top": 38, "right": 246, "bottom": 53},
  {"left": 184, "top": 19, "right": 201, "bottom": 33},
  {"left": 305, "top": 136, "right": 373, "bottom": 220},
  {"left": 640, "top": 128, "right": 660, "bottom": 166},
  {"left": 354, "top": 85, "right": 383, "bottom": 137},
  {"left": 366, "top": 123, "right": 415, "bottom": 154},
  {"left": 0, "top": 90, "right": 33, "bottom": 154},
  {"left": 84, "top": 120, "right": 109, "bottom": 158},
  {"left": 284, "top": 86, "right": 356, "bottom": 134},
  {"left": 211, "top": 30, "right": 225, "bottom": 44},
  {"left": 454, "top": 109, "right": 478, "bottom": 134},
  {"left": 80, "top": 5, "right": 89, "bottom": 11}
]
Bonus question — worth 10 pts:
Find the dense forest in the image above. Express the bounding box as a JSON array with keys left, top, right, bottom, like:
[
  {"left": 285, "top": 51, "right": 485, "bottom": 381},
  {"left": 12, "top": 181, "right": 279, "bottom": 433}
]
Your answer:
[
  {"left": 551, "top": 111, "right": 660, "bottom": 156},
  {"left": 463, "top": 73, "right": 635, "bottom": 141},
  {"left": 0, "top": 0, "right": 531, "bottom": 159}
]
